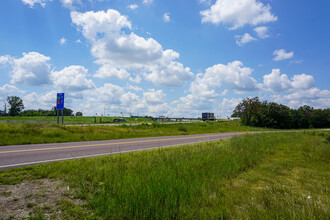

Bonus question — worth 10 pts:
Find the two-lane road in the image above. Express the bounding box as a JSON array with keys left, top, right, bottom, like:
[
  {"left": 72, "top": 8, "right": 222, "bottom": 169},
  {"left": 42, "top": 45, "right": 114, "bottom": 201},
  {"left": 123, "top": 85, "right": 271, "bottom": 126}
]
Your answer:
[
  {"left": 1, "top": 130, "right": 329, "bottom": 170},
  {"left": 0, "top": 132, "right": 250, "bottom": 170}
]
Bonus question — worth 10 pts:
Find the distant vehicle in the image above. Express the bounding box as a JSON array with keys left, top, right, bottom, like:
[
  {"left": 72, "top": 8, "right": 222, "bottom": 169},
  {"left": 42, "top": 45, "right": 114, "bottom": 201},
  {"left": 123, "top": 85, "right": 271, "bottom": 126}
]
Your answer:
[
  {"left": 113, "top": 118, "right": 127, "bottom": 123},
  {"left": 202, "top": 113, "right": 215, "bottom": 121},
  {"left": 228, "top": 117, "right": 240, "bottom": 120}
]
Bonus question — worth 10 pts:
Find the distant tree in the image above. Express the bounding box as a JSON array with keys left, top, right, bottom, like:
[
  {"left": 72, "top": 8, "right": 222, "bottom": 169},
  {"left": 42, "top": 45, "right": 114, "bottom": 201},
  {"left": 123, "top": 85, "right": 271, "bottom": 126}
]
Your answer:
[
  {"left": 263, "top": 102, "right": 293, "bottom": 129},
  {"left": 310, "top": 109, "right": 330, "bottom": 128},
  {"left": 76, "top": 111, "right": 83, "bottom": 116},
  {"left": 45, "top": 110, "right": 55, "bottom": 116},
  {"left": 7, "top": 96, "right": 24, "bottom": 116},
  {"left": 20, "top": 109, "right": 33, "bottom": 116},
  {"left": 52, "top": 106, "right": 74, "bottom": 116},
  {"left": 232, "top": 98, "right": 329, "bottom": 129},
  {"left": 63, "top": 108, "right": 73, "bottom": 116},
  {"left": 33, "top": 111, "right": 42, "bottom": 117},
  {"left": 292, "top": 105, "right": 313, "bottom": 128},
  {"left": 233, "top": 97, "right": 262, "bottom": 126}
]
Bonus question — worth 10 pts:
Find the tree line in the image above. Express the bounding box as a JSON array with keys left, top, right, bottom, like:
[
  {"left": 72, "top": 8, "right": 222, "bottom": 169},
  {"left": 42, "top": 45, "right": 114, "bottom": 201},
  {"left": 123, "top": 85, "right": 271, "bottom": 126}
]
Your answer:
[
  {"left": 1, "top": 96, "right": 82, "bottom": 117},
  {"left": 232, "top": 97, "right": 330, "bottom": 129}
]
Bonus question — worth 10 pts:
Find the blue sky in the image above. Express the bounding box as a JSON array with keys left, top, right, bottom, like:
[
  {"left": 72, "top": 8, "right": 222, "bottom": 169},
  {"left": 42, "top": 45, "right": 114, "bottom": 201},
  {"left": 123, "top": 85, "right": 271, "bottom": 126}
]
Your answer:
[{"left": 0, "top": 0, "right": 329, "bottom": 117}]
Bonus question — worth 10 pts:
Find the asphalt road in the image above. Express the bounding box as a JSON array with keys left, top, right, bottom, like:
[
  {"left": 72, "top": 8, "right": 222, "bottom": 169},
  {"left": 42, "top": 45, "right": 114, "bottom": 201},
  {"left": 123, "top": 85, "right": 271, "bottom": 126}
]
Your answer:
[{"left": 0, "top": 130, "right": 329, "bottom": 170}]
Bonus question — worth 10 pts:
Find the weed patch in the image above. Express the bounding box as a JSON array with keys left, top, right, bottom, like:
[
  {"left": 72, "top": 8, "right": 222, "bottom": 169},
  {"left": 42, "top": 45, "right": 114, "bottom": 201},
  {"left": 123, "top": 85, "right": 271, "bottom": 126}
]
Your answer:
[{"left": 0, "top": 132, "right": 329, "bottom": 218}]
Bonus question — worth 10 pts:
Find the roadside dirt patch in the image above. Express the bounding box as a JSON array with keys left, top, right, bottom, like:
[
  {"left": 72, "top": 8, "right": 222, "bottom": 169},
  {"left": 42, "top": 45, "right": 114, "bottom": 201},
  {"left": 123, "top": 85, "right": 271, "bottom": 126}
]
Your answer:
[{"left": 0, "top": 179, "right": 82, "bottom": 219}]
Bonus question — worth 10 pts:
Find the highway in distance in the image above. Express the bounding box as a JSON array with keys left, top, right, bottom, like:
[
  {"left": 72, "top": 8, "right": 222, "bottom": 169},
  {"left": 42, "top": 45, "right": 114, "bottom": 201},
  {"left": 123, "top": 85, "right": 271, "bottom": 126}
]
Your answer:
[{"left": 1, "top": 130, "right": 329, "bottom": 170}]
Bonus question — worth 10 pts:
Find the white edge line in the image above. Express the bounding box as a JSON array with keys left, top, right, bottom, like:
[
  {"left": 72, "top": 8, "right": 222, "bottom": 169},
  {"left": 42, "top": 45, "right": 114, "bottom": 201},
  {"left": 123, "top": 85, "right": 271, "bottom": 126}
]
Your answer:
[{"left": 0, "top": 137, "right": 233, "bottom": 169}]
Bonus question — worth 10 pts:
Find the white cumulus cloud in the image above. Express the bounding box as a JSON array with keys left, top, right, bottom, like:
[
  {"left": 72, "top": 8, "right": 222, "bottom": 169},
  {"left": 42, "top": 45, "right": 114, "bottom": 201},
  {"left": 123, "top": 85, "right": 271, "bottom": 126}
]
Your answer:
[
  {"left": 200, "top": 0, "right": 277, "bottom": 30},
  {"left": 127, "top": 84, "right": 143, "bottom": 92},
  {"left": 94, "top": 64, "right": 131, "bottom": 80},
  {"left": 0, "top": 55, "right": 12, "bottom": 65},
  {"left": 220, "top": 98, "right": 242, "bottom": 118},
  {"left": 291, "top": 74, "right": 315, "bottom": 90},
  {"left": 142, "top": 0, "right": 153, "bottom": 5},
  {"left": 235, "top": 33, "right": 256, "bottom": 46},
  {"left": 191, "top": 61, "right": 261, "bottom": 96},
  {"left": 143, "top": 89, "right": 166, "bottom": 105},
  {"left": 279, "top": 88, "right": 330, "bottom": 110},
  {"left": 254, "top": 26, "right": 269, "bottom": 39},
  {"left": 22, "top": 0, "right": 82, "bottom": 9},
  {"left": 71, "top": 9, "right": 193, "bottom": 87},
  {"left": 0, "top": 84, "right": 25, "bottom": 102},
  {"left": 22, "top": 0, "right": 48, "bottom": 8},
  {"left": 168, "top": 61, "right": 261, "bottom": 117},
  {"left": 128, "top": 4, "right": 138, "bottom": 10},
  {"left": 263, "top": 69, "right": 292, "bottom": 92},
  {"left": 263, "top": 69, "right": 329, "bottom": 109},
  {"left": 199, "top": 0, "right": 212, "bottom": 5},
  {"left": 59, "top": 0, "right": 82, "bottom": 9},
  {"left": 145, "top": 50, "right": 193, "bottom": 87},
  {"left": 2, "top": 52, "right": 97, "bottom": 92},
  {"left": 163, "top": 13, "right": 170, "bottom": 22},
  {"left": 23, "top": 90, "right": 57, "bottom": 110},
  {"left": 59, "top": 37, "right": 67, "bottom": 46},
  {"left": 51, "top": 65, "right": 95, "bottom": 92},
  {"left": 120, "top": 91, "right": 140, "bottom": 107},
  {"left": 95, "top": 83, "right": 125, "bottom": 105},
  {"left": 263, "top": 69, "right": 315, "bottom": 93},
  {"left": 273, "top": 49, "right": 294, "bottom": 61},
  {"left": 7, "top": 52, "right": 52, "bottom": 86}
]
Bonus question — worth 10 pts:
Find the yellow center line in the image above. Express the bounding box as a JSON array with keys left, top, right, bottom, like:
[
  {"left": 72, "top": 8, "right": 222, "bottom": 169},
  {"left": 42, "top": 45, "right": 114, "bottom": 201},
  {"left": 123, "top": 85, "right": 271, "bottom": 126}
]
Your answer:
[{"left": 0, "top": 134, "right": 226, "bottom": 154}]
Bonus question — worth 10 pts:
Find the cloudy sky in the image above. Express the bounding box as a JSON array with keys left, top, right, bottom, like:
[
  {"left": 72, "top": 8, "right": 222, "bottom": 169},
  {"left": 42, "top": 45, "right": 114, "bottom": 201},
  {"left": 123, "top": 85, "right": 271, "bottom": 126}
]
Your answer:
[{"left": 0, "top": 0, "right": 329, "bottom": 117}]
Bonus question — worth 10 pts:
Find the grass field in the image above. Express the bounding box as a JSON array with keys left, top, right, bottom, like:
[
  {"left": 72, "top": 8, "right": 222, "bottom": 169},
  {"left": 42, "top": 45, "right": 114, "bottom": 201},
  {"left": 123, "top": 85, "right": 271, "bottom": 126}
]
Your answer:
[
  {"left": 0, "top": 132, "right": 329, "bottom": 219},
  {"left": 0, "top": 120, "right": 271, "bottom": 146},
  {"left": 0, "top": 116, "right": 154, "bottom": 123}
]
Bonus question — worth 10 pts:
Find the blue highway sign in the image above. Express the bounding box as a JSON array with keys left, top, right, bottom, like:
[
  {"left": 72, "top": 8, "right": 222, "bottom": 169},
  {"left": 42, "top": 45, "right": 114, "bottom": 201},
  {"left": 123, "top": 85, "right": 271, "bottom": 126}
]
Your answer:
[{"left": 56, "top": 93, "right": 65, "bottom": 110}]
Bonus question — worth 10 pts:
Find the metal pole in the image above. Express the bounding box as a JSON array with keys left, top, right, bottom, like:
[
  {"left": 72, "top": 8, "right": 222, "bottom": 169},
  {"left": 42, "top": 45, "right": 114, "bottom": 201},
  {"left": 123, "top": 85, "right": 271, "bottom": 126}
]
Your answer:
[
  {"left": 61, "top": 110, "right": 64, "bottom": 125},
  {"left": 57, "top": 110, "right": 59, "bottom": 125}
]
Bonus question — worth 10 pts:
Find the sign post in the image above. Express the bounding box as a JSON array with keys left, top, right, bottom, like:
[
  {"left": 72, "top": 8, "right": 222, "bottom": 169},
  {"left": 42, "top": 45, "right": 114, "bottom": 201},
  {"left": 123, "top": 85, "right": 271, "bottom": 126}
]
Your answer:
[{"left": 56, "top": 93, "right": 65, "bottom": 125}]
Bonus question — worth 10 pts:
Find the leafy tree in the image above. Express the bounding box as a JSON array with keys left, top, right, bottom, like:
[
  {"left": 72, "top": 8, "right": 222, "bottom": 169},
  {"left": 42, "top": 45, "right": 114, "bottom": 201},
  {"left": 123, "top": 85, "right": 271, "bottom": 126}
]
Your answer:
[
  {"left": 76, "top": 111, "right": 83, "bottom": 116},
  {"left": 45, "top": 110, "right": 55, "bottom": 116},
  {"left": 292, "top": 105, "right": 313, "bottom": 128},
  {"left": 52, "top": 106, "right": 74, "bottom": 116},
  {"left": 20, "top": 109, "right": 55, "bottom": 117},
  {"left": 63, "top": 108, "right": 73, "bottom": 116},
  {"left": 233, "top": 97, "right": 262, "bottom": 126},
  {"left": 7, "top": 96, "right": 24, "bottom": 116},
  {"left": 263, "top": 102, "right": 293, "bottom": 129},
  {"left": 233, "top": 98, "right": 328, "bottom": 129},
  {"left": 33, "top": 111, "right": 42, "bottom": 117},
  {"left": 310, "top": 109, "right": 330, "bottom": 128}
]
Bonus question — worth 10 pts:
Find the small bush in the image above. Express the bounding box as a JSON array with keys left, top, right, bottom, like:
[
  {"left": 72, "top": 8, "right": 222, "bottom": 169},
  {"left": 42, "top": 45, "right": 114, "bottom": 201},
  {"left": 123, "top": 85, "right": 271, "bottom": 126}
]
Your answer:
[
  {"left": 178, "top": 126, "right": 187, "bottom": 132},
  {"left": 325, "top": 135, "right": 330, "bottom": 143}
]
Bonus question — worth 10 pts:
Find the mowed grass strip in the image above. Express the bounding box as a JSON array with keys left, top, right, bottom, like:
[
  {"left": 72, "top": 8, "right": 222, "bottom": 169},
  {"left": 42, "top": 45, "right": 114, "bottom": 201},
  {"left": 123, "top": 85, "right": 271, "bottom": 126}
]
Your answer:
[
  {"left": 0, "top": 120, "right": 269, "bottom": 146},
  {"left": 1, "top": 132, "right": 329, "bottom": 219}
]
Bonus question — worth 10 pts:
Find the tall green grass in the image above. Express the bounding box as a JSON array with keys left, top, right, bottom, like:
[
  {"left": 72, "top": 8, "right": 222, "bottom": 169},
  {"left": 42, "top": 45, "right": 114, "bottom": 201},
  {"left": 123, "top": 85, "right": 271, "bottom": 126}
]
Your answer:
[
  {"left": 2, "top": 132, "right": 329, "bottom": 219},
  {"left": 0, "top": 120, "right": 269, "bottom": 146}
]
